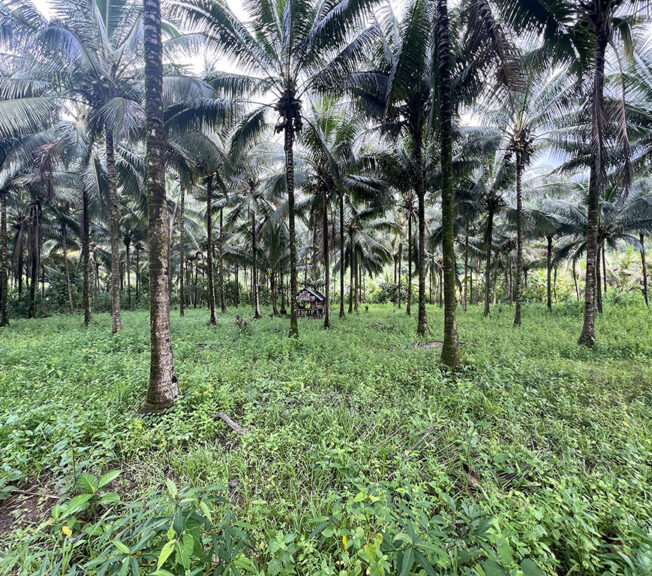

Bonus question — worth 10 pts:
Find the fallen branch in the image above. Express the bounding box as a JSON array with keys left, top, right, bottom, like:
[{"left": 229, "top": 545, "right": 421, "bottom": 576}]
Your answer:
[{"left": 214, "top": 412, "right": 248, "bottom": 434}]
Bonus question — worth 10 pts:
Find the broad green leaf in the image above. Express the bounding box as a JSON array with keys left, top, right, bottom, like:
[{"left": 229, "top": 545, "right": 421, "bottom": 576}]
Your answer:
[
  {"left": 98, "top": 470, "right": 122, "bottom": 488},
  {"left": 165, "top": 479, "right": 178, "bottom": 499},
  {"left": 521, "top": 559, "right": 545, "bottom": 576},
  {"left": 399, "top": 548, "right": 414, "bottom": 576},
  {"left": 113, "top": 539, "right": 130, "bottom": 555},
  {"left": 157, "top": 539, "right": 176, "bottom": 570},
  {"left": 80, "top": 473, "right": 99, "bottom": 494}
]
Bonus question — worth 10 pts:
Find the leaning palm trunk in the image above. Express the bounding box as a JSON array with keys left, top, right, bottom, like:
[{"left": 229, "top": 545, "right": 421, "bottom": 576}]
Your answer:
[
  {"left": 578, "top": 29, "right": 608, "bottom": 347},
  {"left": 252, "top": 209, "right": 261, "bottom": 319},
  {"left": 323, "top": 188, "right": 331, "bottom": 328},
  {"left": 206, "top": 176, "right": 217, "bottom": 325},
  {"left": 641, "top": 234, "right": 649, "bottom": 306},
  {"left": 1, "top": 191, "right": 9, "bottom": 326},
  {"left": 62, "top": 223, "right": 74, "bottom": 314},
  {"left": 82, "top": 190, "right": 92, "bottom": 325},
  {"left": 284, "top": 123, "right": 299, "bottom": 337},
  {"left": 513, "top": 152, "right": 523, "bottom": 326},
  {"left": 143, "top": 0, "right": 179, "bottom": 410},
  {"left": 437, "top": 0, "right": 460, "bottom": 367},
  {"left": 179, "top": 183, "right": 185, "bottom": 316},
  {"left": 415, "top": 137, "right": 429, "bottom": 335},
  {"left": 484, "top": 210, "right": 494, "bottom": 317},
  {"left": 105, "top": 127, "right": 122, "bottom": 333}
]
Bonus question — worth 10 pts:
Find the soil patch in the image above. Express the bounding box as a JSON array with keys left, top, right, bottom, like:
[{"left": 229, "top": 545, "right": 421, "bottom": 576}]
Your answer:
[{"left": 0, "top": 478, "right": 57, "bottom": 537}]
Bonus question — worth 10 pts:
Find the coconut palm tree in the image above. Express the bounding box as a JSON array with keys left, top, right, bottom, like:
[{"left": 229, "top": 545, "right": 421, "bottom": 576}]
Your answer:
[{"left": 170, "top": 0, "right": 378, "bottom": 337}]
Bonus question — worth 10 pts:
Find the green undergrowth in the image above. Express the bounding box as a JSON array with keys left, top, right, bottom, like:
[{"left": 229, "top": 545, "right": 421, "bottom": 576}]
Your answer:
[{"left": 0, "top": 302, "right": 650, "bottom": 575}]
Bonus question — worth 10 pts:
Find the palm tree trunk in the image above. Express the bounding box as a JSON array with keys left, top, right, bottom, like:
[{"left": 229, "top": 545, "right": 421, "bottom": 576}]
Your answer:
[
  {"left": 105, "top": 127, "right": 122, "bottom": 333},
  {"left": 126, "top": 240, "right": 132, "bottom": 309},
  {"left": 339, "top": 193, "right": 345, "bottom": 318},
  {"left": 349, "top": 230, "right": 354, "bottom": 314},
  {"left": 235, "top": 262, "right": 240, "bottom": 307},
  {"left": 407, "top": 214, "right": 412, "bottom": 316},
  {"left": 397, "top": 242, "right": 402, "bottom": 309},
  {"left": 62, "top": 223, "right": 74, "bottom": 314},
  {"left": 546, "top": 235, "right": 553, "bottom": 311},
  {"left": 438, "top": 0, "right": 460, "bottom": 367},
  {"left": 252, "top": 209, "right": 261, "bottom": 319},
  {"left": 484, "top": 210, "right": 494, "bottom": 317},
  {"left": 219, "top": 207, "right": 226, "bottom": 313},
  {"left": 0, "top": 191, "right": 8, "bottom": 326},
  {"left": 143, "top": 0, "right": 179, "bottom": 410},
  {"left": 416, "top": 141, "right": 428, "bottom": 335},
  {"left": 578, "top": 28, "right": 608, "bottom": 347},
  {"left": 640, "top": 234, "right": 649, "bottom": 306},
  {"left": 179, "top": 183, "right": 185, "bottom": 316},
  {"left": 284, "top": 122, "right": 299, "bottom": 337},
  {"left": 602, "top": 241, "right": 607, "bottom": 294},
  {"left": 429, "top": 258, "right": 434, "bottom": 305},
  {"left": 28, "top": 199, "right": 40, "bottom": 319},
  {"left": 514, "top": 151, "right": 523, "bottom": 326},
  {"left": 206, "top": 176, "right": 217, "bottom": 324},
  {"left": 573, "top": 257, "right": 580, "bottom": 301},
  {"left": 596, "top": 242, "right": 602, "bottom": 314},
  {"left": 322, "top": 188, "right": 331, "bottom": 328},
  {"left": 463, "top": 228, "right": 468, "bottom": 311},
  {"left": 438, "top": 266, "right": 443, "bottom": 308},
  {"left": 271, "top": 272, "right": 278, "bottom": 315},
  {"left": 354, "top": 251, "right": 359, "bottom": 312}
]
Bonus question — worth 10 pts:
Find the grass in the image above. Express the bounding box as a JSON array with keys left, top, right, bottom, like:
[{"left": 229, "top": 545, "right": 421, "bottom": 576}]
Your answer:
[{"left": 0, "top": 301, "right": 650, "bottom": 575}]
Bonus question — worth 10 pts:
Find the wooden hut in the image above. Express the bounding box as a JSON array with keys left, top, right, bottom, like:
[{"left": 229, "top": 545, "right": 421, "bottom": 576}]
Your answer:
[{"left": 295, "top": 288, "right": 325, "bottom": 318}]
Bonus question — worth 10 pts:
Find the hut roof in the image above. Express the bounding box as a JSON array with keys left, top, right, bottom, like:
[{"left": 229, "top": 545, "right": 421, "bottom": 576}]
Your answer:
[{"left": 296, "top": 288, "right": 325, "bottom": 302}]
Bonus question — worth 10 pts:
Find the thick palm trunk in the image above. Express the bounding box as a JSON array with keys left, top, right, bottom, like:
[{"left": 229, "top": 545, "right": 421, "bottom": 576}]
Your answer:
[
  {"left": 62, "top": 223, "right": 74, "bottom": 314},
  {"left": 546, "top": 235, "right": 553, "bottom": 311},
  {"left": 323, "top": 188, "right": 331, "bottom": 328},
  {"left": 28, "top": 200, "right": 40, "bottom": 319},
  {"left": 284, "top": 123, "right": 299, "bottom": 337},
  {"left": 514, "top": 152, "right": 524, "bottom": 326},
  {"left": 219, "top": 208, "right": 226, "bottom": 313},
  {"left": 179, "top": 184, "right": 185, "bottom": 316},
  {"left": 578, "top": 30, "right": 608, "bottom": 346},
  {"left": 484, "top": 211, "right": 494, "bottom": 317},
  {"left": 407, "top": 214, "right": 412, "bottom": 316},
  {"left": 641, "top": 234, "right": 649, "bottom": 306},
  {"left": 206, "top": 176, "right": 217, "bottom": 325},
  {"left": 252, "top": 209, "right": 261, "bottom": 319},
  {"left": 339, "top": 193, "right": 345, "bottom": 318},
  {"left": 143, "top": 0, "right": 179, "bottom": 410},
  {"left": 437, "top": 0, "right": 460, "bottom": 367},
  {"left": 105, "top": 127, "right": 122, "bottom": 333},
  {"left": 1, "top": 191, "right": 10, "bottom": 326}
]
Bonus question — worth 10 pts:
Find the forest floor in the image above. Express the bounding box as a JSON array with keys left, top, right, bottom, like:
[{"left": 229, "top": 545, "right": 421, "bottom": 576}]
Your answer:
[{"left": 0, "top": 301, "right": 650, "bottom": 575}]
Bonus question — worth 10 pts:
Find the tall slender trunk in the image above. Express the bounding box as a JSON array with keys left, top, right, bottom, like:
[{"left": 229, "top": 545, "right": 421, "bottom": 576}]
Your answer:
[
  {"left": 514, "top": 151, "right": 524, "bottom": 326},
  {"left": 0, "top": 191, "right": 8, "bottom": 326},
  {"left": 415, "top": 139, "right": 428, "bottom": 334},
  {"left": 463, "top": 228, "right": 468, "bottom": 311},
  {"left": 62, "top": 223, "right": 74, "bottom": 314},
  {"left": 438, "top": 0, "right": 460, "bottom": 367},
  {"left": 41, "top": 264, "right": 45, "bottom": 299},
  {"left": 271, "top": 272, "right": 278, "bottom": 315},
  {"left": 179, "top": 183, "right": 185, "bottom": 316},
  {"left": 252, "top": 208, "right": 261, "bottom": 318},
  {"left": 397, "top": 242, "right": 402, "bottom": 309},
  {"left": 17, "top": 244, "right": 23, "bottom": 299},
  {"left": 484, "top": 210, "right": 494, "bottom": 317},
  {"left": 407, "top": 214, "right": 412, "bottom": 316},
  {"left": 28, "top": 199, "right": 40, "bottom": 319},
  {"left": 126, "top": 241, "right": 131, "bottom": 309},
  {"left": 280, "top": 269, "right": 286, "bottom": 313},
  {"left": 596, "top": 242, "right": 603, "bottom": 313},
  {"left": 546, "top": 235, "right": 553, "bottom": 311},
  {"left": 322, "top": 188, "right": 331, "bottom": 328},
  {"left": 339, "top": 193, "right": 345, "bottom": 318},
  {"left": 579, "top": 28, "right": 608, "bottom": 347},
  {"left": 206, "top": 176, "right": 217, "bottom": 325},
  {"left": 470, "top": 266, "right": 473, "bottom": 305},
  {"left": 354, "top": 251, "right": 359, "bottom": 312},
  {"left": 640, "top": 234, "right": 649, "bottom": 306},
  {"left": 602, "top": 241, "right": 607, "bottom": 294},
  {"left": 235, "top": 262, "right": 240, "bottom": 307},
  {"left": 219, "top": 208, "right": 226, "bottom": 313},
  {"left": 573, "top": 258, "right": 580, "bottom": 301},
  {"left": 143, "top": 0, "right": 179, "bottom": 410},
  {"left": 429, "top": 259, "right": 434, "bottom": 305},
  {"left": 284, "top": 121, "right": 299, "bottom": 337},
  {"left": 168, "top": 200, "right": 178, "bottom": 298},
  {"left": 105, "top": 127, "right": 122, "bottom": 333},
  {"left": 349, "top": 230, "right": 354, "bottom": 314}
]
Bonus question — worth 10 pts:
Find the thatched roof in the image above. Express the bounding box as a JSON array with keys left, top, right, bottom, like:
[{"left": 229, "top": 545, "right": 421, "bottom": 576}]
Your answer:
[{"left": 296, "top": 288, "right": 325, "bottom": 302}]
